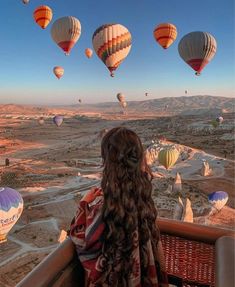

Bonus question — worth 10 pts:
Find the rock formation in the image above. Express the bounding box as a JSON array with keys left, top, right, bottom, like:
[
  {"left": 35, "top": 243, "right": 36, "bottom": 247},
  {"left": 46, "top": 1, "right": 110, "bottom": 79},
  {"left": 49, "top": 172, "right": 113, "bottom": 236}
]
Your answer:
[
  {"left": 201, "top": 160, "right": 213, "bottom": 176},
  {"left": 172, "top": 172, "right": 182, "bottom": 194}
]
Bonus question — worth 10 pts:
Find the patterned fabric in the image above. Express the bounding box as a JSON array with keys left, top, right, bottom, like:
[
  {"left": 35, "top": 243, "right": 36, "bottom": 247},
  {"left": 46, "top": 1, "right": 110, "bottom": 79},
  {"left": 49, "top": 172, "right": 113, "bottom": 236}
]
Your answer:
[{"left": 70, "top": 189, "right": 169, "bottom": 286}]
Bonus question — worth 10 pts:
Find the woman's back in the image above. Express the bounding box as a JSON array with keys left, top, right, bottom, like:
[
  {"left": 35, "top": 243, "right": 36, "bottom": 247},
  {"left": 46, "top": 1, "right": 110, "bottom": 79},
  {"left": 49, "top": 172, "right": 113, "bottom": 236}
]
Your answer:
[{"left": 70, "top": 127, "right": 169, "bottom": 287}]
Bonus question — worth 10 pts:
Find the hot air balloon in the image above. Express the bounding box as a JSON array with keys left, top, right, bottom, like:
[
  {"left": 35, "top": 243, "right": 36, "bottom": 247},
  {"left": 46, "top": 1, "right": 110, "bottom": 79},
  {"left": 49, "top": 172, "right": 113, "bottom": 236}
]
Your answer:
[
  {"left": 85, "top": 48, "right": 93, "bottom": 59},
  {"left": 117, "top": 93, "right": 125, "bottom": 103},
  {"left": 185, "top": 90, "right": 188, "bottom": 94},
  {"left": 178, "top": 31, "right": 217, "bottom": 75},
  {"left": 53, "top": 116, "right": 63, "bottom": 127},
  {"left": 158, "top": 147, "right": 179, "bottom": 170},
  {"left": 216, "top": 116, "right": 223, "bottom": 124},
  {"left": 0, "top": 187, "right": 24, "bottom": 243},
  {"left": 53, "top": 66, "right": 64, "bottom": 79},
  {"left": 33, "top": 5, "right": 53, "bottom": 29},
  {"left": 145, "top": 93, "right": 148, "bottom": 97},
  {"left": 78, "top": 99, "right": 82, "bottom": 103},
  {"left": 211, "top": 119, "right": 219, "bottom": 128},
  {"left": 38, "top": 117, "right": 44, "bottom": 125},
  {"left": 22, "top": 0, "right": 29, "bottom": 4},
  {"left": 51, "top": 16, "right": 81, "bottom": 56},
  {"left": 121, "top": 102, "right": 127, "bottom": 108},
  {"left": 92, "top": 24, "right": 132, "bottom": 77},
  {"left": 208, "top": 191, "right": 228, "bottom": 211},
  {"left": 153, "top": 23, "right": 177, "bottom": 49}
]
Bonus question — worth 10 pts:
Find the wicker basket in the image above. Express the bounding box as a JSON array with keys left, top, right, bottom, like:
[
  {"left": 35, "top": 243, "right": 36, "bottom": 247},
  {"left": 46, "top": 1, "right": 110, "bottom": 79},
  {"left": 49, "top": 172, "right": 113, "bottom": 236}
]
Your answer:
[{"left": 161, "top": 234, "right": 215, "bottom": 287}]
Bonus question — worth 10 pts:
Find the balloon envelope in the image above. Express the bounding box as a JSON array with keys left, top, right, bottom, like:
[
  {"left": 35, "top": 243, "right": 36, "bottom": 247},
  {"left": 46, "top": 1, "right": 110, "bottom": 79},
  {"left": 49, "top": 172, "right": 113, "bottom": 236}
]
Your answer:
[
  {"left": 158, "top": 147, "right": 179, "bottom": 170},
  {"left": 117, "top": 93, "right": 125, "bottom": 103},
  {"left": 121, "top": 102, "right": 127, "bottom": 108},
  {"left": 53, "top": 116, "right": 63, "bottom": 127},
  {"left": 178, "top": 31, "right": 217, "bottom": 75},
  {"left": 85, "top": 48, "right": 93, "bottom": 58},
  {"left": 33, "top": 5, "right": 53, "bottom": 29},
  {"left": 51, "top": 16, "right": 81, "bottom": 55},
  {"left": 0, "top": 187, "right": 24, "bottom": 243},
  {"left": 216, "top": 116, "right": 223, "bottom": 124},
  {"left": 38, "top": 118, "right": 44, "bottom": 125},
  {"left": 53, "top": 66, "right": 64, "bottom": 79},
  {"left": 22, "top": 0, "right": 29, "bottom": 4},
  {"left": 153, "top": 23, "right": 177, "bottom": 49},
  {"left": 208, "top": 191, "right": 228, "bottom": 211},
  {"left": 92, "top": 24, "right": 132, "bottom": 77}
]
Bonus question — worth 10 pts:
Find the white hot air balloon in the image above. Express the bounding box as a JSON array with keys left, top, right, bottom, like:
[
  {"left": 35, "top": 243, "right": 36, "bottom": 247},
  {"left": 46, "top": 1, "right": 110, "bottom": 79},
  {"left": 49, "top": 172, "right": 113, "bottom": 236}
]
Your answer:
[{"left": 51, "top": 16, "right": 81, "bottom": 56}]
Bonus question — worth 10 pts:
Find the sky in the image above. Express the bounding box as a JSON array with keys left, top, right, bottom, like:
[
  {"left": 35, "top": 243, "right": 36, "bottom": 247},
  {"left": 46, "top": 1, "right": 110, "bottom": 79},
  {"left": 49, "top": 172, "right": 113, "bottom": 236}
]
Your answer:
[{"left": 0, "top": 0, "right": 234, "bottom": 105}]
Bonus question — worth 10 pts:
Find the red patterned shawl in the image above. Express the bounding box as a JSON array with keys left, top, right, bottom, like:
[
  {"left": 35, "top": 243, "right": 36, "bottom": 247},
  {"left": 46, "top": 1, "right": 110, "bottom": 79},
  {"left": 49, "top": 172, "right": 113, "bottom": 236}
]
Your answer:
[{"left": 70, "top": 193, "right": 168, "bottom": 287}]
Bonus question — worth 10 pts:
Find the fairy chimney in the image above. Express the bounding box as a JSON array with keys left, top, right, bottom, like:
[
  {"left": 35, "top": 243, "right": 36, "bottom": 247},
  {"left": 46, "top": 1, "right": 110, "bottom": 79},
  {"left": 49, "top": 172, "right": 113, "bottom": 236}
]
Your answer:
[
  {"left": 173, "top": 197, "right": 184, "bottom": 220},
  {"left": 182, "top": 198, "right": 194, "bottom": 223},
  {"left": 201, "top": 161, "right": 212, "bottom": 176},
  {"left": 172, "top": 172, "right": 182, "bottom": 193}
]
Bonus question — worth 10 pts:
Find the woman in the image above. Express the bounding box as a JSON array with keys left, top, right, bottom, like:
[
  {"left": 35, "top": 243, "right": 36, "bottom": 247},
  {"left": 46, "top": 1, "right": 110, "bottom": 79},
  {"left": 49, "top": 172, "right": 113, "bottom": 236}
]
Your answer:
[{"left": 70, "top": 127, "right": 168, "bottom": 286}]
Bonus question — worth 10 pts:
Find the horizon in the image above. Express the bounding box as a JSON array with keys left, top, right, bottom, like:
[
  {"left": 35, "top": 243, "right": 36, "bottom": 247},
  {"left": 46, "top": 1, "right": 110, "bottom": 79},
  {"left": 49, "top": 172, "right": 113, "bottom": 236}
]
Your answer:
[
  {"left": 0, "top": 0, "right": 234, "bottom": 105},
  {"left": 0, "top": 94, "right": 234, "bottom": 107}
]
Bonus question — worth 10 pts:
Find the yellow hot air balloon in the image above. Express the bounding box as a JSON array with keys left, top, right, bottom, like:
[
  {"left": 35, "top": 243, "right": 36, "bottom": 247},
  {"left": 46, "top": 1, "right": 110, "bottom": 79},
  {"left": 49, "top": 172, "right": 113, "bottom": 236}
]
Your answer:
[
  {"left": 33, "top": 5, "right": 53, "bottom": 29},
  {"left": 153, "top": 23, "right": 177, "bottom": 49},
  {"left": 178, "top": 31, "right": 217, "bottom": 75},
  {"left": 53, "top": 66, "right": 64, "bottom": 79},
  {"left": 51, "top": 16, "right": 81, "bottom": 56},
  {"left": 158, "top": 147, "right": 179, "bottom": 170},
  {"left": 85, "top": 48, "right": 93, "bottom": 59},
  {"left": 92, "top": 24, "right": 132, "bottom": 77}
]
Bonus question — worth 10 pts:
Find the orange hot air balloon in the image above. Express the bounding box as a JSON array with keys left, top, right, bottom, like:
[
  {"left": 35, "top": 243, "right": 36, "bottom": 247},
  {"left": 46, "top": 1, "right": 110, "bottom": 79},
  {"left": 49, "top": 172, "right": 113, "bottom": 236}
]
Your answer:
[
  {"left": 33, "top": 5, "right": 53, "bottom": 29},
  {"left": 153, "top": 23, "right": 177, "bottom": 49},
  {"left": 53, "top": 66, "right": 64, "bottom": 79},
  {"left": 85, "top": 48, "right": 93, "bottom": 59}
]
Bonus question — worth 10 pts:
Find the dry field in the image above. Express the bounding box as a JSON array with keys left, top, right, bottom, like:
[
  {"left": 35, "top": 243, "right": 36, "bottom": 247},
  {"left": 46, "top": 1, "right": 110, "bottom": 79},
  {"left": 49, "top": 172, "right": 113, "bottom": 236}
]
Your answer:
[{"left": 0, "top": 102, "right": 234, "bottom": 286}]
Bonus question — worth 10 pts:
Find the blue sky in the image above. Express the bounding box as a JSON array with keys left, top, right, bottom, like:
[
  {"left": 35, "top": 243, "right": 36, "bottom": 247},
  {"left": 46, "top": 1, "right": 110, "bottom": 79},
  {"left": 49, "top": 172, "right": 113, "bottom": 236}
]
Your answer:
[{"left": 0, "top": 0, "right": 234, "bottom": 104}]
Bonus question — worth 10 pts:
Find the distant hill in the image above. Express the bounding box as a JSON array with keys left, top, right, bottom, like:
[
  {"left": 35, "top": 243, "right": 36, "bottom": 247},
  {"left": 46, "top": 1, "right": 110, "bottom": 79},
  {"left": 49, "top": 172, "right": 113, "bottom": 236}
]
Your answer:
[
  {"left": 0, "top": 104, "right": 49, "bottom": 115},
  {"left": 0, "top": 96, "right": 234, "bottom": 116},
  {"left": 93, "top": 95, "right": 235, "bottom": 112}
]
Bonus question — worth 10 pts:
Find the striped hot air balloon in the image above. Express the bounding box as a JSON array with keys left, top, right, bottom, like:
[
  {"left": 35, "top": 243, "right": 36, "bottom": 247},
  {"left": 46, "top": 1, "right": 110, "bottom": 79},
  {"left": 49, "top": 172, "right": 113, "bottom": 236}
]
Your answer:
[
  {"left": 53, "top": 66, "right": 64, "bottom": 79},
  {"left": 208, "top": 191, "right": 228, "bottom": 211},
  {"left": 33, "top": 5, "right": 53, "bottom": 29},
  {"left": 158, "top": 147, "right": 179, "bottom": 170},
  {"left": 92, "top": 24, "right": 132, "bottom": 77},
  {"left": 51, "top": 16, "right": 81, "bottom": 55},
  {"left": 85, "top": 48, "right": 93, "bottom": 59},
  {"left": 117, "top": 93, "right": 125, "bottom": 103},
  {"left": 0, "top": 187, "right": 24, "bottom": 243},
  {"left": 178, "top": 31, "right": 217, "bottom": 75},
  {"left": 53, "top": 116, "right": 63, "bottom": 127},
  {"left": 153, "top": 23, "right": 177, "bottom": 49}
]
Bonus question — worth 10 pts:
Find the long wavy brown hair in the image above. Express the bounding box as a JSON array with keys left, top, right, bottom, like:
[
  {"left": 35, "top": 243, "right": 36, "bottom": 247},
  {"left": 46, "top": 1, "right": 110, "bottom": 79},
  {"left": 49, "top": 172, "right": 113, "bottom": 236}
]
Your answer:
[{"left": 99, "top": 127, "right": 160, "bottom": 286}]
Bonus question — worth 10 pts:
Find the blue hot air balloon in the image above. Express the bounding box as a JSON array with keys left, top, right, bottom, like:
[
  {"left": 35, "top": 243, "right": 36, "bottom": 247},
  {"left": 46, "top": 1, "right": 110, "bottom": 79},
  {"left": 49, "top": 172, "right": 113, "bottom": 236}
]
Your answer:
[
  {"left": 0, "top": 187, "right": 24, "bottom": 243},
  {"left": 208, "top": 191, "right": 228, "bottom": 211},
  {"left": 53, "top": 116, "right": 63, "bottom": 127}
]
